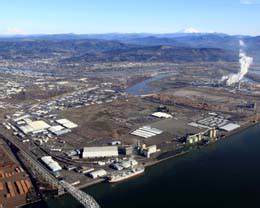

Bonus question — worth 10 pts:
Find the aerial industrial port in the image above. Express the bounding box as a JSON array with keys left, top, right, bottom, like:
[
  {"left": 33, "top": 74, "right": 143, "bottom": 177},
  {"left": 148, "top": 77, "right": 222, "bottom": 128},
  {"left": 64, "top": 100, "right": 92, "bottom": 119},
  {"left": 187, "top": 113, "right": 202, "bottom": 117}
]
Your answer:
[
  {"left": 0, "top": 54, "right": 260, "bottom": 207},
  {"left": 0, "top": 32, "right": 259, "bottom": 208}
]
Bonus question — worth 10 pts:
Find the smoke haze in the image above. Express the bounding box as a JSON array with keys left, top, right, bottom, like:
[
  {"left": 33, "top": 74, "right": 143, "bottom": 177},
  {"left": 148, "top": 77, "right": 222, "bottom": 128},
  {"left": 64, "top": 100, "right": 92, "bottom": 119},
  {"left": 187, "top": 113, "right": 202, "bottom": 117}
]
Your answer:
[{"left": 222, "top": 40, "right": 253, "bottom": 86}]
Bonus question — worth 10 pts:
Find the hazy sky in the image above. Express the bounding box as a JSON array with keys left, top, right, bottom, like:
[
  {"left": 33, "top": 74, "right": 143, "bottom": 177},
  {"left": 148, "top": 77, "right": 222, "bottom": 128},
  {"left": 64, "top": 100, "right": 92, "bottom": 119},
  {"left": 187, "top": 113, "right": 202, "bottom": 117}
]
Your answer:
[{"left": 0, "top": 0, "right": 260, "bottom": 35}]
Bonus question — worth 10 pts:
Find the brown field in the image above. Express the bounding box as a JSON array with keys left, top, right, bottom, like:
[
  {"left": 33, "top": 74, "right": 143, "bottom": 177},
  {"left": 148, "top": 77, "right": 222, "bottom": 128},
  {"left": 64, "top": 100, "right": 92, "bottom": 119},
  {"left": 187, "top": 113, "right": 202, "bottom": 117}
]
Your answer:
[{"left": 58, "top": 97, "right": 159, "bottom": 147}]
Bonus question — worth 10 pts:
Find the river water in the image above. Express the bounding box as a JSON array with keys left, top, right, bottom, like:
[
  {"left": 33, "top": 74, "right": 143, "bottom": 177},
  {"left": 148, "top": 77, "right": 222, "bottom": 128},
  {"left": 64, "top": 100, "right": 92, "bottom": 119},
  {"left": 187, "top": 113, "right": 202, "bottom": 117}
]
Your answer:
[
  {"left": 126, "top": 73, "right": 173, "bottom": 96},
  {"left": 27, "top": 124, "right": 260, "bottom": 208}
]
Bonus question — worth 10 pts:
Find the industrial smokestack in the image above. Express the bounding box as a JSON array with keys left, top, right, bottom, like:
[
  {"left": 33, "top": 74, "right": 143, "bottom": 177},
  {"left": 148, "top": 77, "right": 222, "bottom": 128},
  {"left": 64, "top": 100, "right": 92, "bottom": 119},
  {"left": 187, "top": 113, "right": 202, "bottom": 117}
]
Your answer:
[{"left": 222, "top": 40, "right": 253, "bottom": 86}]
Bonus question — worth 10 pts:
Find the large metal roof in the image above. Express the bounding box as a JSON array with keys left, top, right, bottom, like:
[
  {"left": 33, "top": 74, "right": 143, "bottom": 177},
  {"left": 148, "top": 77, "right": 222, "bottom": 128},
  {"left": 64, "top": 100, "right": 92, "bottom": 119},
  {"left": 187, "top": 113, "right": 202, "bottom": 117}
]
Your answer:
[
  {"left": 41, "top": 156, "right": 62, "bottom": 172},
  {"left": 83, "top": 146, "right": 118, "bottom": 152},
  {"left": 19, "top": 120, "right": 50, "bottom": 134},
  {"left": 220, "top": 123, "right": 240, "bottom": 132},
  {"left": 56, "top": 119, "right": 78, "bottom": 129}
]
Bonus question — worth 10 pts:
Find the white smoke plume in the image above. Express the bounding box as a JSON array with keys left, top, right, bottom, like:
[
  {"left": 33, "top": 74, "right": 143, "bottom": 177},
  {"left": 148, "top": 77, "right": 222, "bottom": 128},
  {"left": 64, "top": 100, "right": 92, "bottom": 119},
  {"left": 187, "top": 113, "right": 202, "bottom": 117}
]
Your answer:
[
  {"left": 239, "top": 40, "right": 245, "bottom": 47},
  {"left": 222, "top": 40, "right": 253, "bottom": 86}
]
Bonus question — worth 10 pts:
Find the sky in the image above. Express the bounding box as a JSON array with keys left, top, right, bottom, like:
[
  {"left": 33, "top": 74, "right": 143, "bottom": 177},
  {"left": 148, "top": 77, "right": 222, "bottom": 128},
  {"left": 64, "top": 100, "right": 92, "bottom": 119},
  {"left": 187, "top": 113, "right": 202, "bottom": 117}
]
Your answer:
[{"left": 0, "top": 0, "right": 260, "bottom": 35}]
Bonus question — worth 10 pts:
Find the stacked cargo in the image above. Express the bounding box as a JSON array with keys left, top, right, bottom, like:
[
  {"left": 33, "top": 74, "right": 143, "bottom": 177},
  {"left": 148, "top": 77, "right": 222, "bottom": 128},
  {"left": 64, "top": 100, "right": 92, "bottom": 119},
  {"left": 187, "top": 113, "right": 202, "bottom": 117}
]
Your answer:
[
  {"left": 25, "top": 180, "right": 32, "bottom": 190},
  {"left": 0, "top": 143, "right": 33, "bottom": 207},
  {"left": 6, "top": 182, "right": 15, "bottom": 198},
  {"left": 12, "top": 179, "right": 32, "bottom": 195},
  {"left": 15, "top": 181, "right": 24, "bottom": 194},
  {"left": 21, "top": 180, "right": 29, "bottom": 193}
]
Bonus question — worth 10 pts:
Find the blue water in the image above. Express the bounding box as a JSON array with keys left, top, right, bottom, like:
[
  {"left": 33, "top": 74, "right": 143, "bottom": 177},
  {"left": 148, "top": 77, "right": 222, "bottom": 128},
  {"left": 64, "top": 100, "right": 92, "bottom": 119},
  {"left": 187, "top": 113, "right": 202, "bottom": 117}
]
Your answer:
[
  {"left": 126, "top": 74, "right": 173, "bottom": 96},
  {"left": 27, "top": 124, "right": 260, "bottom": 208}
]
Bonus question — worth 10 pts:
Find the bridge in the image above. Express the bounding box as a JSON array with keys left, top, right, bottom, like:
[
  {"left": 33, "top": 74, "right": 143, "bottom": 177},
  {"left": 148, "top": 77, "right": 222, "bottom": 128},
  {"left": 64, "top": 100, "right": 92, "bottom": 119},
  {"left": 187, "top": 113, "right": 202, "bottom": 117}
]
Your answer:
[
  {"left": 60, "top": 180, "right": 100, "bottom": 208},
  {"left": 1, "top": 134, "right": 100, "bottom": 208}
]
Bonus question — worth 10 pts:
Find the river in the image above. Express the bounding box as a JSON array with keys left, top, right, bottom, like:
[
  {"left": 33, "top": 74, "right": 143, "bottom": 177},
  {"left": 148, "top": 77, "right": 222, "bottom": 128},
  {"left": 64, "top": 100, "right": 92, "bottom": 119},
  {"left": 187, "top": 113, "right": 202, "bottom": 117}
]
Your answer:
[
  {"left": 26, "top": 124, "right": 260, "bottom": 208},
  {"left": 126, "top": 73, "right": 174, "bottom": 96}
]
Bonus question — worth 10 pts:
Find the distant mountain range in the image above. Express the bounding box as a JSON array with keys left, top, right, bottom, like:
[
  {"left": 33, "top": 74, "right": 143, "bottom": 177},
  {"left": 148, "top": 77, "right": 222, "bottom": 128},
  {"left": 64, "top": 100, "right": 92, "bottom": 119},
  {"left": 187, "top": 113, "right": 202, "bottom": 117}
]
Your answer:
[
  {"left": 0, "top": 31, "right": 248, "bottom": 40},
  {"left": 61, "top": 45, "right": 236, "bottom": 64},
  {"left": 0, "top": 33, "right": 259, "bottom": 64}
]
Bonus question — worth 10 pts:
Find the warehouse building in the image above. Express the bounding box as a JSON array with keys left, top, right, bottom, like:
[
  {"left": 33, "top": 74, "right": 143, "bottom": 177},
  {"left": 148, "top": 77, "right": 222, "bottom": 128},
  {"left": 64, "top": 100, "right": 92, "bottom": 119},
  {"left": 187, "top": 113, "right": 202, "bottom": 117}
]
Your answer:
[
  {"left": 41, "top": 156, "right": 62, "bottom": 172},
  {"left": 141, "top": 145, "right": 157, "bottom": 158},
  {"left": 19, "top": 120, "right": 50, "bottom": 134},
  {"left": 48, "top": 125, "right": 71, "bottom": 136},
  {"left": 119, "top": 146, "right": 134, "bottom": 155},
  {"left": 56, "top": 119, "right": 78, "bottom": 129},
  {"left": 89, "top": 169, "right": 107, "bottom": 179},
  {"left": 220, "top": 123, "right": 240, "bottom": 132},
  {"left": 13, "top": 114, "right": 30, "bottom": 123},
  {"left": 48, "top": 125, "right": 64, "bottom": 133},
  {"left": 131, "top": 126, "right": 163, "bottom": 139},
  {"left": 151, "top": 112, "right": 173, "bottom": 119},
  {"left": 82, "top": 146, "right": 118, "bottom": 158}
]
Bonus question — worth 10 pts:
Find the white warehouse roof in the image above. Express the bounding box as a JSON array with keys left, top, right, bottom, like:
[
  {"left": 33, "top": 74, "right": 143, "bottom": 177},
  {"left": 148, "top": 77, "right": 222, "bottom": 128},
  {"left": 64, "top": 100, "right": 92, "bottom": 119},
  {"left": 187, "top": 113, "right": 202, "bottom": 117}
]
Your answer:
[
  {"left": 220, "top": 123, "right": 240, "bottom": 132},
  {"left": 56, "top": 119, "right": 78, "bottom": 129},
  {"left": 131, "top": 126, "right": 163, "bottom": 139},
  {"left": 13, "top": 114, "right": 30, "bottom": 122},
  {"left": 152, "top": 112, "right": 173, "bottom": 119},
  {"left": 41, "top": 156, "right": 62, "bottom": 172},
  {"left": 83, "top": 146, "right": 118, "bottom": 158},
  {"left": 19, "top": 120, "right": 50, "bottom": 134},
  {"left": 89, "top": 169, "right": 107, "bottom": 179},
  {"left": 48, "top": 125, "right": 64, "bottom": 133}
]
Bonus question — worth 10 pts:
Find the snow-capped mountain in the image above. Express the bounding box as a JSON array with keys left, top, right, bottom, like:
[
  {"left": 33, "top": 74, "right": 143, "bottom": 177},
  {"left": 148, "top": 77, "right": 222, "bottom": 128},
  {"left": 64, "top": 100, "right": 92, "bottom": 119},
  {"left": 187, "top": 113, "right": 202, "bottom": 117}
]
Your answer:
[{"left": 178, "top": 28, "right": 200, "bottom": 33}]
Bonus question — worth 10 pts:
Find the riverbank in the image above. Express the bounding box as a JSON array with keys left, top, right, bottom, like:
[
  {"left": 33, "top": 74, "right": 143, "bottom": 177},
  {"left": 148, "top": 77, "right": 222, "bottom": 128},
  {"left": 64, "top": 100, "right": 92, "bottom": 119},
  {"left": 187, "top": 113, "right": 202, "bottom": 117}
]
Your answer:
[
  {"left": 25, "top": 123, "right": 260, "bottom": 208},
  {"left": 126, "top": 73, "right": 175, "bottom": 96},
  {"left": 61, "top": 121, "right": 260, "bottom": 191},
  {"left": 139, "top": 121, "right": 258, "bottom": 171},
  {"left": 43, "top": 122, "right": 260, "bottom": 208}
]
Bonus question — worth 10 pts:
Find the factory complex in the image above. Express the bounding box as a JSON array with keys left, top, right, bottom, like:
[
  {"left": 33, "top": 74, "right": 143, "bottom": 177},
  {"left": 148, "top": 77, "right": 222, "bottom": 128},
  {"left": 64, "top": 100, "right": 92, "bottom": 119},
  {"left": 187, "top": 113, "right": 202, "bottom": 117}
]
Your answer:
[
  {"left": 1, "top": 62, "right": 260, "bottom": 208},
  {"left": 1, "top": 93, "right": 255, "bottom": 189}
]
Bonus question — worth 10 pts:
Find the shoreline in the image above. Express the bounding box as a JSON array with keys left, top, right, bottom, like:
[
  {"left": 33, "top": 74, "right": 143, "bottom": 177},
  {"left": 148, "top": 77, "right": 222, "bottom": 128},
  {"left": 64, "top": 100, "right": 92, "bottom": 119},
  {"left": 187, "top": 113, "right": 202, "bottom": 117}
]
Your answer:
[
  {"left": 26, "top": 121, "right": 259, "bottom": 207},
  {"left": 80, "top": 121, "right": 259, "bottom": 189}
]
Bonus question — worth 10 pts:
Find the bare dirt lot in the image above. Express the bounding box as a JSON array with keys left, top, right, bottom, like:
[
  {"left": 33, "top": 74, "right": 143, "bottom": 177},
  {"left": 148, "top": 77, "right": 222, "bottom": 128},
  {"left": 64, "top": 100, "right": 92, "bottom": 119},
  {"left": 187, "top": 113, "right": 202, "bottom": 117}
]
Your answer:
[{"left": 60, "top": 97, "right": 159, "bottom": 147}]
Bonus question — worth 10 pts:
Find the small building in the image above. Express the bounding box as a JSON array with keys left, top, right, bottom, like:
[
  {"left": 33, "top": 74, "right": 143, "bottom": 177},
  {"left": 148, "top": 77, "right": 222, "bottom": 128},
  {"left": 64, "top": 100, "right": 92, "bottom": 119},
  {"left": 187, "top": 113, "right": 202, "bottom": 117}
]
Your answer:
[
  {"left": 151, "top": 112, "right": 173, "bottom": 119},
  {"left": 142, "top": 145, "right": 157, "bottom": 158},
  {"left": 53, "top": 129, "right": 72, "bottom": 136},
  {"left": 76, "top": 167, "right": 94, "bottom": 174},
  {"left": 89, "top": 169, "right": 107, "bottom": 179},
  {"left": 82, "top": 146, "right": 118, "bottom": 159},
  {"left": 119, "top": 146, "right": 134, "bottom": 155}
]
